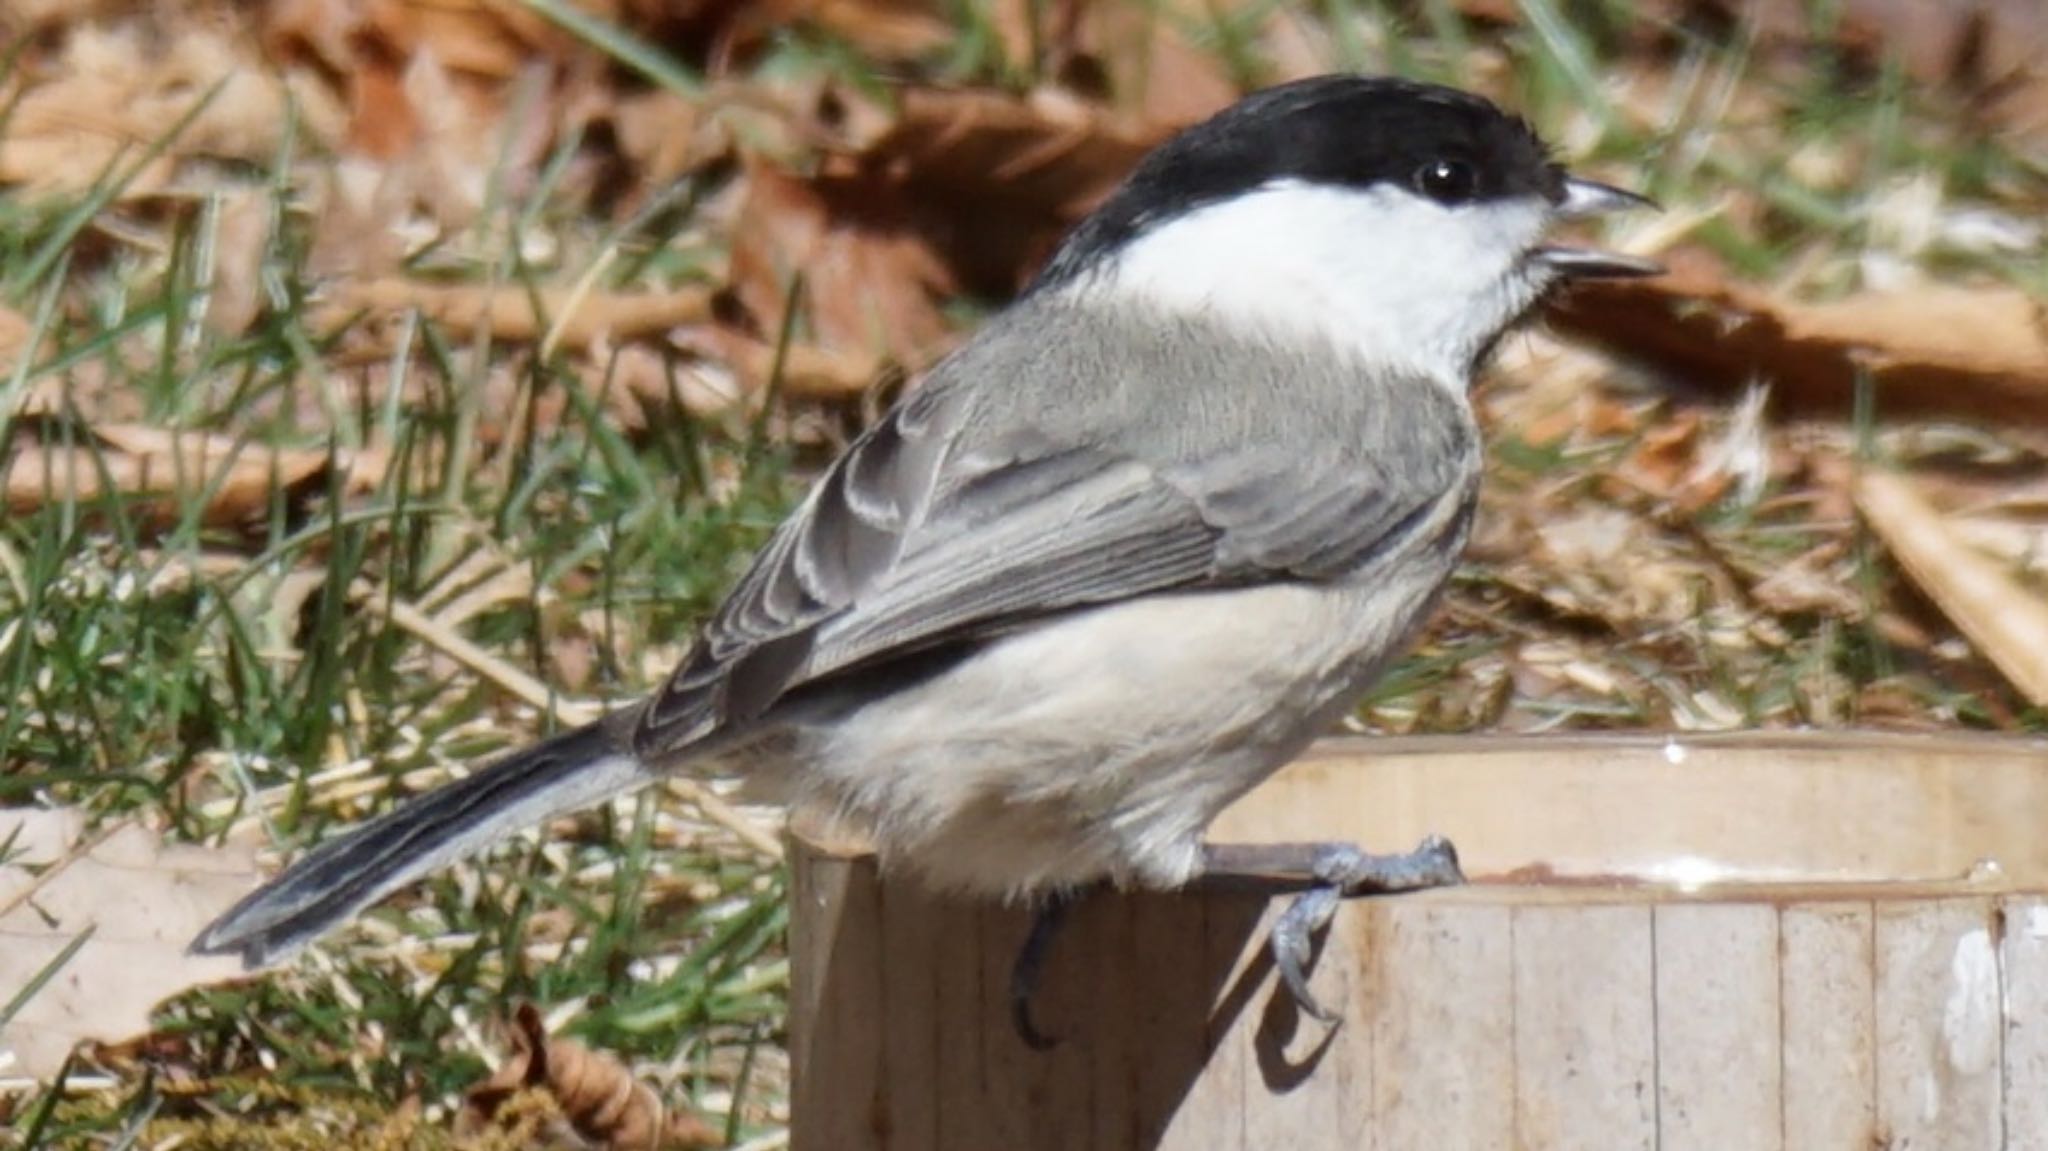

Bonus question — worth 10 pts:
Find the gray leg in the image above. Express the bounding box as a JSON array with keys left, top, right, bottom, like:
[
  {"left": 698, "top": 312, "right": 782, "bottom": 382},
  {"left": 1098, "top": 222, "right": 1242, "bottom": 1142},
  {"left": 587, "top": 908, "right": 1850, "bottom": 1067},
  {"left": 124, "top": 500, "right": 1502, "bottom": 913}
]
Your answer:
[{"left": 1201, "top": 835, "right": 1464, "bottom": 1024}]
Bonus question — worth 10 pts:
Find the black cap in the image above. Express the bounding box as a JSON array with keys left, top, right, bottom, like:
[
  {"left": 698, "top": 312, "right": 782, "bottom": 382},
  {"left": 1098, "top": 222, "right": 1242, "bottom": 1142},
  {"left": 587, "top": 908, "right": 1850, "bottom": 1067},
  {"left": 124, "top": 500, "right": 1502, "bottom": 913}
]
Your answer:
[{"left": 1035, "top": 75, "right": 1564, "bottom": 290}]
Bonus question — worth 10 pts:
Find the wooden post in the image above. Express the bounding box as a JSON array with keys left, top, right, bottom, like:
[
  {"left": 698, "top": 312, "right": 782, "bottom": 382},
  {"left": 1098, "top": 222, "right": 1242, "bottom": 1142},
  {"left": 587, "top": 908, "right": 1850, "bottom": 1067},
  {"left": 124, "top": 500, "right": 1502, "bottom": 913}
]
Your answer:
[{"left": 787, "top": 732, "right": 2048, "bottom": 1150}]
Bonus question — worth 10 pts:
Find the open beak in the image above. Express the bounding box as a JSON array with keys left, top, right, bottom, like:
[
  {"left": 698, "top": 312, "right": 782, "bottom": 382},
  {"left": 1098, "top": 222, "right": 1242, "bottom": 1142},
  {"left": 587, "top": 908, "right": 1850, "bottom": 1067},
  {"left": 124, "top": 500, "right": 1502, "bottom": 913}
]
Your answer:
[{"left": 1536, "top": 176, "right": 1664, "bottom": 279}]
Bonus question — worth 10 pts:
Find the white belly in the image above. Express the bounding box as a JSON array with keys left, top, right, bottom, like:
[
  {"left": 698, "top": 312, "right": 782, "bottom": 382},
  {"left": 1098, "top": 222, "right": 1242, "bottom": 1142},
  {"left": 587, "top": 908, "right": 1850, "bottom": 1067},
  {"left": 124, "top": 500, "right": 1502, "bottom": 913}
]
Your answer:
[{"left": 767, "top": 566, "right": 1450, "bottom": 899}]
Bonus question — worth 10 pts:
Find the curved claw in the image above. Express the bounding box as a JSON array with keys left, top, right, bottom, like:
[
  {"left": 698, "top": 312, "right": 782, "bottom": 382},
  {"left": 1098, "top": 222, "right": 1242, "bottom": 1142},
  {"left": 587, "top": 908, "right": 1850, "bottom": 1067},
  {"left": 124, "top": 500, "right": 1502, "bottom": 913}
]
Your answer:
[
  {"left": 1010, "top": 893, "right": 1078, "bottom": 1051},
  {"left": 1271, "top": 885, "right": 1344, "bottom": 1024},
  {"left": 1270, "top": 834, "right": 1467, "bottom": 1025}
]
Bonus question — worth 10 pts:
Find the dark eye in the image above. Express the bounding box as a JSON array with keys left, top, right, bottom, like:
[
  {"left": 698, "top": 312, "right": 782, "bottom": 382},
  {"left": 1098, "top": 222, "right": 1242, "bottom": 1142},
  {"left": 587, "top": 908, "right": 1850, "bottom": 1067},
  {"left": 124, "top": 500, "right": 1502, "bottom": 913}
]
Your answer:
[{"left": 1415, "top": 158, "right": 1478, "bottom": 204}]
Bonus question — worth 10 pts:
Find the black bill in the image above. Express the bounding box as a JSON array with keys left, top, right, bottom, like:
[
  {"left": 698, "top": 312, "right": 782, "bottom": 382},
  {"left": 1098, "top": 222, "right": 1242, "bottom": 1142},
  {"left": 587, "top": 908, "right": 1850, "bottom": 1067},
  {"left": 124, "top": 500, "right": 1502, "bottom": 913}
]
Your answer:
[{"left": 1539, "top": 175, "right": 1665, "bottom": 279}]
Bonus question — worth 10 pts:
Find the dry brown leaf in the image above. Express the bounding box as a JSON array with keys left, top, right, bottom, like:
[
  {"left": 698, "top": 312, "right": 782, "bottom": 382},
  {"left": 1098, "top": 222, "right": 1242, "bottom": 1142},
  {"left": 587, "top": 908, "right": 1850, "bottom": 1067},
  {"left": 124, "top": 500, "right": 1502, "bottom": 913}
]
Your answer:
[
  {"left": 725, "top": 83, "right": 1162, "bottom": 358},
  {"left": 745, "top": 0, "right": 953, "bottom": 60},
  {"left": 0, "top": 24, "right": 343, "bottom": 198},
  {"left": 1551, "top": 248, "right": 2048, "bottom": 427},
  {"left": 608, "top": 89, "right": 727, "bottom": 190},
  {"left": 601, "top": 0, "right": 954, "bottom": 67},
  {"left": 304, "top": 159, "right": 414, "bottom": 280},
  {"left": 1512, "top": 390, "right": 1644, "bottom": 450},
  {"left": 685, "top": 324, "right": 892, "bottom": 398},
  {"left": 0, "top": 0, "right": 127, "bottom": 39},
  {"left": 262, "top": 0, "right": 577, "bottom": 255},
  {"left": 266, "top": 0, "right": 590, "bottom": 90},
  {"left": 832, "top": 84, "right": 1161, "bottom": 294},
  {"left": 261, "top": 0, "right": 434, "bottom": 161},
  {"left": 262, "top": 0, "right": 369, "bottom": 77},
  {"left": 394, "top": 48, "right": 522, "bottom": 226},
  {"left": 1463, "top": 0, "right": 2048, "bottom": 143},
  {"left": 1619, "top": 408, "right": 1718, "bottom": 506},
  {"left": 342, "top": 48, "right": 421, "bottom": 162},
  {"left": 838, "top": 85, "right": 1158, "bottom": 226},
  {"left": 1733, "top": 0, "right": 2048, "bottom": 142},
  {"left": 1073, "top": 1, "right": 1240, "bottom": 126},
  {"left": 2, "top": 423, "right": 381, "bottom": 527},
  {"left": 1749, "top": 545, "right": 1867, "bottom": 618},
  {"left": 727, "top": 160, "right": 957, "bottom": 362},
  {"left": 203, "top": 186, "right": 274, "bottom": 338},
  {"left": 990, "top": 0, "right": 1240, "bottom": 126},
  {"left": 1857, "top": 468, "right": 2048, "bottom": 706},
  {"left": 1784, "top": 288, "right": 2048, "bottom": 379},
  {"left": 397, "top": 0, "right": 588, "bottom": 80},
  {"left": 317, "top": 277, "right": 714, "bottom": 348},
  {"left": 464, "top": 1003, "right": 721, "bottom": 1150},
  {"left": 0, "top": 810, "right": 261, "bottom": 1080}
]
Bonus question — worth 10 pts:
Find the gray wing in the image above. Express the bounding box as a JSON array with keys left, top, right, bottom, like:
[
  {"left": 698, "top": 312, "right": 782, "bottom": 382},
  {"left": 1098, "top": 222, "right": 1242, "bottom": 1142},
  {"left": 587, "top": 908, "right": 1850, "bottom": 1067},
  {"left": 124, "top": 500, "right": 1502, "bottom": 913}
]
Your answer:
[
  {"left": 631, "top": 376, "right": 1468, "bottom": 756},
  {"left": 806, "top": 438, "right": 1450, "bottom": 674}
]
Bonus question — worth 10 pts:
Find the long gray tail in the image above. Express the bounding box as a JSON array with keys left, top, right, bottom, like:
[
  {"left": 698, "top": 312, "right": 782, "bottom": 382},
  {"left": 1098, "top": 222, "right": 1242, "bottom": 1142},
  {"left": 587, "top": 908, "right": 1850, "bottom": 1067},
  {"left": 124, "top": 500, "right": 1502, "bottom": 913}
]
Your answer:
[{"left": 191, "top": 719, "right": 653, "bottom": 968}]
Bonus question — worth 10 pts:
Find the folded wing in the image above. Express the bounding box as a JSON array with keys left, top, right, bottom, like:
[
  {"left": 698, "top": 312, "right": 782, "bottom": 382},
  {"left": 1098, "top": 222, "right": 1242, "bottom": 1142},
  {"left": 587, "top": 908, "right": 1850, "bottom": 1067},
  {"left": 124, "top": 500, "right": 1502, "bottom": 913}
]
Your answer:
[{"left": 631, "top": 368, "right": 1468, "bottom": 760}]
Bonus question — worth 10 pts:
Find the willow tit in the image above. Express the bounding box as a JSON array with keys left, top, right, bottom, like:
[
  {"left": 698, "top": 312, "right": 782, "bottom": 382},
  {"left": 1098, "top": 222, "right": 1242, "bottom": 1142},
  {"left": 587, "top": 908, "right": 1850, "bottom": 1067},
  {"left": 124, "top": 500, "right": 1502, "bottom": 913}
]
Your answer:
[{"left": 195, "top": 75, "right": 1657, "bottom": 1025}]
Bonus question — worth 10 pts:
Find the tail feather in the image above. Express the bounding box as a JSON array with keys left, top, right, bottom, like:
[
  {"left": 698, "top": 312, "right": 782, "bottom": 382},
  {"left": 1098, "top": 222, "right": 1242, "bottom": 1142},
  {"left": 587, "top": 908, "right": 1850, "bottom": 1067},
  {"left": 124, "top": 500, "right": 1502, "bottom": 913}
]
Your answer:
[{"left": 192, "top": 720, "right": 651, "bottom": 968}]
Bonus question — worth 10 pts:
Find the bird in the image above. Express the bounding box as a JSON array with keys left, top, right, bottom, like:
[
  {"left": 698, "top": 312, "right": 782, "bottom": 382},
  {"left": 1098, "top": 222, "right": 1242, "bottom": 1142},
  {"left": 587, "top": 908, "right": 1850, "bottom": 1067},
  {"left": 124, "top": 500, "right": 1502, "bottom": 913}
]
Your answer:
[{"left": 193, "top": 73, "right": 1658, "bottom": 1030}]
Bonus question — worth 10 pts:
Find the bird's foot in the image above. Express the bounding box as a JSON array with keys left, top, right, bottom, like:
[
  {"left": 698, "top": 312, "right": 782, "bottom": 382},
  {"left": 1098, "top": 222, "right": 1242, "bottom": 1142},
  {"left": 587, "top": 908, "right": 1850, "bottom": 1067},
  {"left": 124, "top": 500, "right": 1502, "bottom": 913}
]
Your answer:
[
  {"left": 1202, "top": 836, "right": 1464, "bottom": 1024},
  {"left": 1007, "top": 836, "right": 1463, "bottom": 1045}
]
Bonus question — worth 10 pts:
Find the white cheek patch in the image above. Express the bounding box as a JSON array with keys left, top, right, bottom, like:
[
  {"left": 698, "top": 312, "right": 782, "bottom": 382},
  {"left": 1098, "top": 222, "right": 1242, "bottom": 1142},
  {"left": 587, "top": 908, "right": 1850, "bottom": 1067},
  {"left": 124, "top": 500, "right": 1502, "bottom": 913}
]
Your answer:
[{"left": 1082, "top": 180, "right": 1554, "bottom": 389}]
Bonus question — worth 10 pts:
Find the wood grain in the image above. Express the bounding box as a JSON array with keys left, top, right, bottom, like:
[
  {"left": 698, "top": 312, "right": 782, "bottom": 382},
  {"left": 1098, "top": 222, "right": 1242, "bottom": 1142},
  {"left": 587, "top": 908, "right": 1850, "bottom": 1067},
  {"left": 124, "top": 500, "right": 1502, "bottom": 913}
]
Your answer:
[
  {"left": 1781, "top": 903, "right": 1879, "bottom": 1150},
  {"left": 1510, "top": 903, "right": 1657, "bottom": 1150},
  {"left": 786, "top": 734, "right": 2048, "bottom": 1150},
  {"left": 1875, "top": 899, "right": 2004, "bottom": 1149},
  {"left": 1653, "top": 903, "right": 1781, "bottom": 1150},
  {"left": 1369, "top": 901, "right": 1514, "bottom": 1151}
]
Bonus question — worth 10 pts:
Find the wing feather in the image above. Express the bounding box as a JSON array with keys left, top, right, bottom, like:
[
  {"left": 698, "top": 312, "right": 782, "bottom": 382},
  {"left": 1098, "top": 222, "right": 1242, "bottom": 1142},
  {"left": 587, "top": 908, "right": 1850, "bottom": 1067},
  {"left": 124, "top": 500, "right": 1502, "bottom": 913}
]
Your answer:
[
  {"left": 636, "top": 388, "right": 953, "bottom": 746},
  {"left": 635, "top": 429, "right": 1465, "bottom": 761},
  {"left": 631, "top": 308, "right": 1476, "bottom": 760}
]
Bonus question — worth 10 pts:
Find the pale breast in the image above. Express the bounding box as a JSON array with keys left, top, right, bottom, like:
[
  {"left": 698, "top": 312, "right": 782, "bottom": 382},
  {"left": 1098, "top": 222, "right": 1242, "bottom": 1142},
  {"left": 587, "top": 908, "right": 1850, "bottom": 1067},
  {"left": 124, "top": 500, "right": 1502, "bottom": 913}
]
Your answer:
[{"left": 772, "top": 506, "right": 1469, "bottom": 900}]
